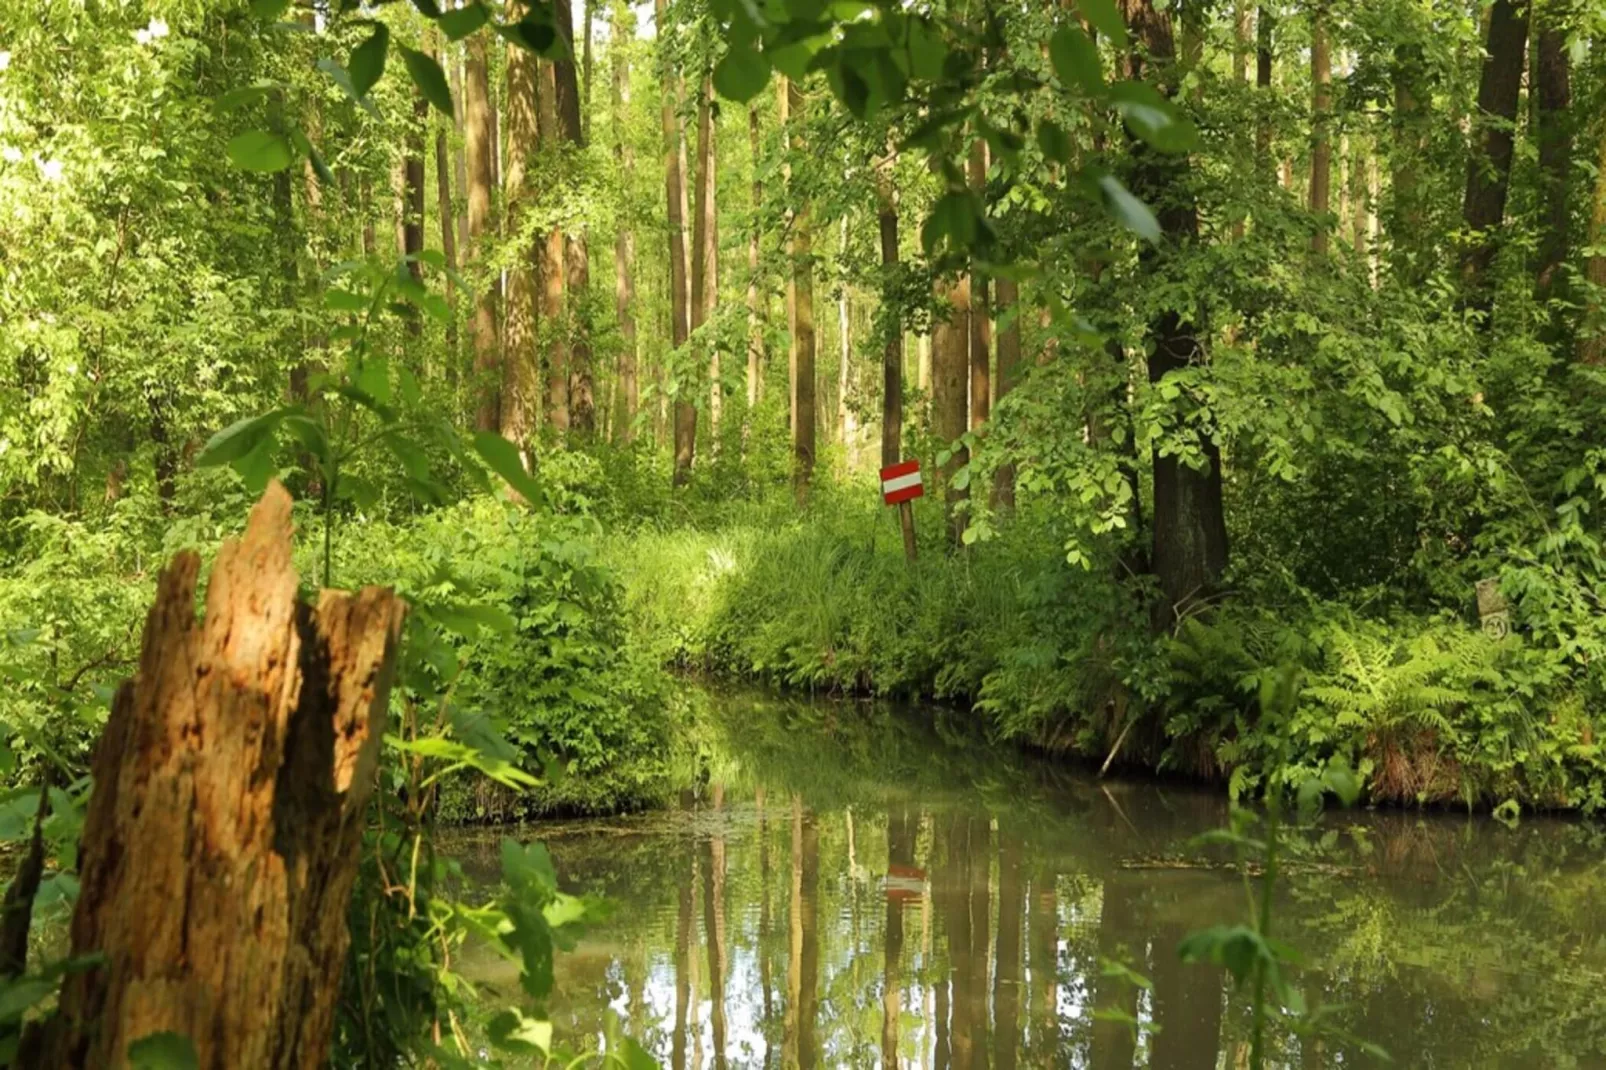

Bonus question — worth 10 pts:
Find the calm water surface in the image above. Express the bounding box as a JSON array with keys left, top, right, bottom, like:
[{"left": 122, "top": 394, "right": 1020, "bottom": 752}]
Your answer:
[{"left": 450, "top": 690, "right": 1606, "bottom": 1069}]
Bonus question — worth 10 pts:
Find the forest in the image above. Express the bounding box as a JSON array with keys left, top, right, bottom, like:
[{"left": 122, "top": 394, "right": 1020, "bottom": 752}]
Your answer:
[{"left": 2, "top": 0, "right": 1606, "bottom": 1065}]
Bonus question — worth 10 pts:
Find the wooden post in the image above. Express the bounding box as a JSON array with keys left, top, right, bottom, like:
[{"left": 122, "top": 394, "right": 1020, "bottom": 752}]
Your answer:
[
  {"left": 23, "top": 483, "right": 404, "bottom": 1069},
  {"left": 898, "top": 499, "right": 918, "bottom": 562}
]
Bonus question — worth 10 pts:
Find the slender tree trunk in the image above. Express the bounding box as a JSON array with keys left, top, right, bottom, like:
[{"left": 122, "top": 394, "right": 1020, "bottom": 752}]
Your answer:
[
  {"left": 877, "top": 152, "right": 903, "bottom": 469},
  {"left": 933, "top": 272, "right": 970, "bottom": 545},
  {"left": 554, "top": 0, "right": 594, "bottom": 435},
  {"left": 1580, "top": 130, "right": 1606, "bottom": 363},
  {"left": 836, "top": 216, "right": 857, "bottom": 466},
  {"left": 692, "top": 73, "right": 719, "bottom": 441},
  {"left": 24, "top": 485, "right": 403, "bottom": 1070},
  {"left": 465, "top": 32, "right": 500, "bottom": 432},
  {"left": 992, "top": 276, "right": 1020, "bottom": 507},
  {"left": 582, "top": 0, "right": 594, "bottom": 143},
  {"left": 660, "top": 0, "right": 693, "bottom": 485},
  {"left": 1533, "top": 6, "right": 1571, "bottom": 312},
  {"left": 1309, "top": 0, "right": 1332, "bottom": 253},
  {"left": 434, "top": 43, "right": 460, "bottom": 384},
  {"left": 784, "top": 77, "right": 817, "bottom": 502},
  {"left": 1390, "top": 40, "right": 1427, "bottom": 277},
  {"left": 1123, "top": 0, "right": 1229, "bottom": 629},
  {"left": 1460, "top": 0, "right": 1530, "bottom": 316},
  {"left": 1256, "top": 6, "right": 1274, "bottom": 176},
  {"left": 748, "top": 105, "right": 765, "bottom": 410},
  {"left": 502, "top": 4, "right": 541, "bottom": 448},
  {"left": 534, "top": 59, "right": 569, "bottom": 436},
  {"left": 612, "top": 10, "right": 639, "bottom": 441},
  {"left": 703, "top": 785, "right": 728, "bottom": 1070},
  {"left": 968, "top": 140, "right": 991, "bottom": 435}
]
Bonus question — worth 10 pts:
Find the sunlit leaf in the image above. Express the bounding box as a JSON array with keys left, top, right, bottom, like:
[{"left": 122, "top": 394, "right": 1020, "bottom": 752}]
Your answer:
[
  {"left": 713, "top": 46, "right": 771, "bottom": 103},
  {"left": 1098, "top": 174, "right": 1159, "bottom": 242},
  {"left": 1050, "top": 25, "right": 1103, "bottom": 94},
  {"left": 349, "top": 23, "right": 390, "bottom": 99},
  {"left": 1076, "top": 0, "right": 1128, "bottom": 47},
  {"left": 472, "top": 431, "right": 542, "bottom": 503},
  {"left": 225, "top": 130, "right": 293, "bottom": 173},
  {"left": 440, "top": 2, "right": 490, "bottom": 40},
  {"left": 401, "top": 47, "right": 454, "bottom": 114}
]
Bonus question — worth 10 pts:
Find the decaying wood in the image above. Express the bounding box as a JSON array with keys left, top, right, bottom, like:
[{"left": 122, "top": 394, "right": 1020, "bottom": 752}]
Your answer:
[{"left": 24, "top": 482, "right": 404, "bottom": 1069}]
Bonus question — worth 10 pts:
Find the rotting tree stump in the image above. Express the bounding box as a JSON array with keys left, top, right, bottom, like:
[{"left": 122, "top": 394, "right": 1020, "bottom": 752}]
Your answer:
[{"left": 22, "top": 482, "right": 405, "bottom": 1069}]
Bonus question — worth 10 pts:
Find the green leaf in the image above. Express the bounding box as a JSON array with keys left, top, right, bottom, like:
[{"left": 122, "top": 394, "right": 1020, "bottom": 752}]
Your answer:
[
  {"left": 1050, "top": 25, "right": 1103, "bottom": 94},
  {"left": 324, "top": 288, "right": 367, "bottom": 312},
  {"left": 487, "top": 1009, "right": 553, "bottom": 1054},
  {"left": 496, "top": 13, "right": 562, "bottom": 57},
  {"left": 1076, "top": 0, "right": 1128, "bottom": 46},
  {"left": 197, "top": 409, "right": 290, "bottom": 467},
  {"left": 349, "top": 23, "right": 391, "bottom": 99},
  {"left": 127, "top": 1032, "right": 199, "bottom": 1070},
  {"left": 0, "top": 978, "right": 52, "bottom": 1023},
  {"left": 1098, "top": 174, "right": 1159, "bottom": 243},
  {"left": 440, "top": 2, "right": 491, "bottom": 40},
  {"left": 410, "top": 0, "right": 443, "bottom": 16},
  {"left": 472, "top": 431, "right": 542, "bottom": 503},
  {"left": 281, "top": 415, "right": 329, "bottom": 466},
  {"left": 904, "top": 17, "right": 947, "bottom": 80},
  {"left": 234, "top": 435, "right": 278, "bottom": 494},
  {"left": 316, "top": 57, "right": 381, "bottom": 118},
  {"left": 225, "top": 130, "right": 293, "bottom": 173},
  {"left": 1036, "top": 119, "right": 1072, "bottom": 164},
  {"left": 713, "top": 46, "right": 771, "bottom": 104},
  {"left": 355, "top": 358, "right": 392, "bottom": 406},
  {"left": 214, "top": 81, "right": 279, "bottom": 112},
  {"left": 399, "top": 47, "right": 454, "bottom": 115},
  {"left": 921, "top": 191, "right": 979, "bottom": 254},
  {"left": 1110, "top": 81, "right": 1196, "bottom": 152},
  {"left": 250, "top": 0, "right": 291, "bottom": 19}
]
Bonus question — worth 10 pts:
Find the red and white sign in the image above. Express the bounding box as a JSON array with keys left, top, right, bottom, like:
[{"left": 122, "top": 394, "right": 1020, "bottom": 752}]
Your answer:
[{"left": 880, "top": 460, "right": 924, "bottom": 505}]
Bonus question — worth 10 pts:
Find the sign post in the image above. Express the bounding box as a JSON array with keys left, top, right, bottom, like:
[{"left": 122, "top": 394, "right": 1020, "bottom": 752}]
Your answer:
[{"left": 880, "top": 459, "right": 923, "bottom": 562}]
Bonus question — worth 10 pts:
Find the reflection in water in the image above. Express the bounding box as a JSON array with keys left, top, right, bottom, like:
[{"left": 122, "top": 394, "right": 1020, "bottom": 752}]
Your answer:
[{"left": 451, "top": 691, "right": 1606, "bottom": 1069}]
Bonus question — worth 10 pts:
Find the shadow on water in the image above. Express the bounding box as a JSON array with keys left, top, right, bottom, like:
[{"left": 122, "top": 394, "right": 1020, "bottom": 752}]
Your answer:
[{"left": 446, "top": 686, "right": 1606, "bottom": 1068}]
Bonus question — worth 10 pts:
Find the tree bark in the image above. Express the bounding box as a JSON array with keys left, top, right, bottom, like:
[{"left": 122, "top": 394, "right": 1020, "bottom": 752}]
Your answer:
[
  {"left": 502, "top": 2, "right": 542, "bottom": 448},
  {"left": 747, "top": 105, "right": 765, "bottom": 410},
  {"left": 932, "top": 272, "right": 970, "bottom": 545},
  {"left": 25, "top": 484, "right": 403, "bottom": 1070},
  {"left": 1580, "top": 130, "right": 1606, "bottom": 363},
  {"left": 465, "top": 32, "right": 500, "bottom": 432},
  {"left": 968, "top": 140, "right": 991, "bottom": 434},
  {"left": 1309, "top": 0, "right": 1332, "bottom": 253},
  {"left": 1460, "top": 0, "right": 1530, "bottom": 315},
  {"left": 876, "top": 151, "right": 902, "bottom": 469},
  {"left": 1255, "top": 6, "right": 1274, "bottom": 176},
  {"left": 784, "top": 77, "right": 816, "bottom": 502},
  {"left": 992, "top": 275, "right": 1020, "bottom": 507},
  {"left": 1533, "top": 6, "right": 1571, "bottom": 311},
  {"left": 434, "top": 40, "right": 460, "bottom": 383},
  {"left": 1123, "top": 0, "right": 1229, "bottom": 629},
  {"left": 537, "top": 59, "right": 570, "bottom": 435},
  {"left": 692, "top": 73, "right": 719, "bottom": 440},
  {"left": 612, "top": 8, "right": 639, "bottom": 442},
  {"left": 660, "top": 0, "right": 693, "bottom": 484},
  {"left": 554, "top": 0, "right": 595, "bottom": 436}
]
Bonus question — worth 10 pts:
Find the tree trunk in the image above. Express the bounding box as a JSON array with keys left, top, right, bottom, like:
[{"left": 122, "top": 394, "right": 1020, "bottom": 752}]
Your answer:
[
  {"left": 25, "top": 484, "right": 403, "bottom": 1070},
  {"left": 1309, "top": 0, "right": 1332, "bottom": 253},
  {"left": 502, "top": 4, "right": 541, "bottom": 448},
  {"left": 554, "top": 0, "right": 594, "bottom": 436},
  {"left": 836, "top": 216, "right": 857, "bottom": 466},
  {"left": 784, "top": 77, "right": 817, "bottom": 503},
  {"left": 1533, "top": 6, "right": 1571, "bottom": 312},
  {"left": 581, "top": 0, "right": 594, "bottom": 143},
  {"left": 932, "top": 273, "right": 970, "bottom": 545},
  {"left": 1123, "top": 0, "right": 1229, "bottom": 629},
  {"left": 992, "top": 276, "right": 1020, "bottom": 507},
  {"left": 660, "top": 0, "right": 693, "bottom": 485},
  {"left": 968, "top": 140, "right": 991, "bottom": 434},
  {"left": 703, "top": 786, "right": 728, "bottom": 1070},
  {"left": 434, "top": 41, "right": 460, "bottom": 385},
  {"left": 1255, "top": 6, "right": 1274, "bottom": 176},
  {"left": 876, "top": 151, "right": 902, "bottom": 469},
  {"left": 612, "top": 9, "right": 639, "bottom": 442},
  {"left": 538, "top": 59, "right": 570, "bottom": 435},
  {"left": 1580, "top": 130, "right": 1606, "bottom": 363},
  {"left": 692, "top": 73, "right": 719, "bottom": 441},
  {"left": 465, "top": 32, "right": 500, "bottom": 432},
  {"left": 748, "top": 105, "right": 765, "bottom": 410},
  {"left": 1460, "top": 0, "right": 1530, "bottom": 316}
]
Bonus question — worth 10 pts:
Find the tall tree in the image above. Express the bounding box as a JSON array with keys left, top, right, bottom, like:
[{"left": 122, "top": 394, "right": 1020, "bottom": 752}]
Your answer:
[
  {"left": 1255, "top": 5, "right": 1274, "bottom": 174},
  {"left": 1123, "top": 0, "right": 1229, "bottom": 628},
  {"left": 538, "top": 60, "right": 569, "bottom": 434},
  {"left": 876, "top": 151, "right": 903, "bottom": 471},
  {"left": 659, "top": 0, "right": 693, "bottom": 484},
  {"left": 747, "top": 106, "right": 765, "bottom": 408},
  {"left": 1533, "top": 1, "right": 1572, "bottom": 311},
  {"left": 692, "top": 72, "right": 719, "bottom": 439},
  {"left": 1308, "top": 0, "right": 1332, "bottom": 253},
  {"left": 501, "top": 3, "right": 542, "bottom": 448},
  {"left": 434, "top": 38, "right": 460, "bottom": 383},
  {"left": 555, "top": 0, "right": 595, "bottom": 435},
  {"left": 612, "top": 2, "right": 639, "bottom": 441},
  {"left": 992, "top": 276, "right": 1020, "bottom": 507},
  {"left": 783, "top": 76, "right": 817, "bottom": 502},
  {"left": 464, "top": 31, "right": 500, "bottom": 433},
  {"left": 1581, "top": 129, "right": 1606, "bottom": 363},
  {"left": 968, "top": 140, "right": 991, "bottom": 435},
  {"left": 932, "top": 271, "right": 970, "bottom": 545},
  {"left": 1460, "top": 0, "right": 1530, "bottom": 314}
]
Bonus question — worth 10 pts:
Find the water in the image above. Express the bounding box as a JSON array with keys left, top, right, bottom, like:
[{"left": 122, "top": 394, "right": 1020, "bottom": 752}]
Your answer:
[{"left": 449, "top": 690, "right": 1606, "bottom": 1068}]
